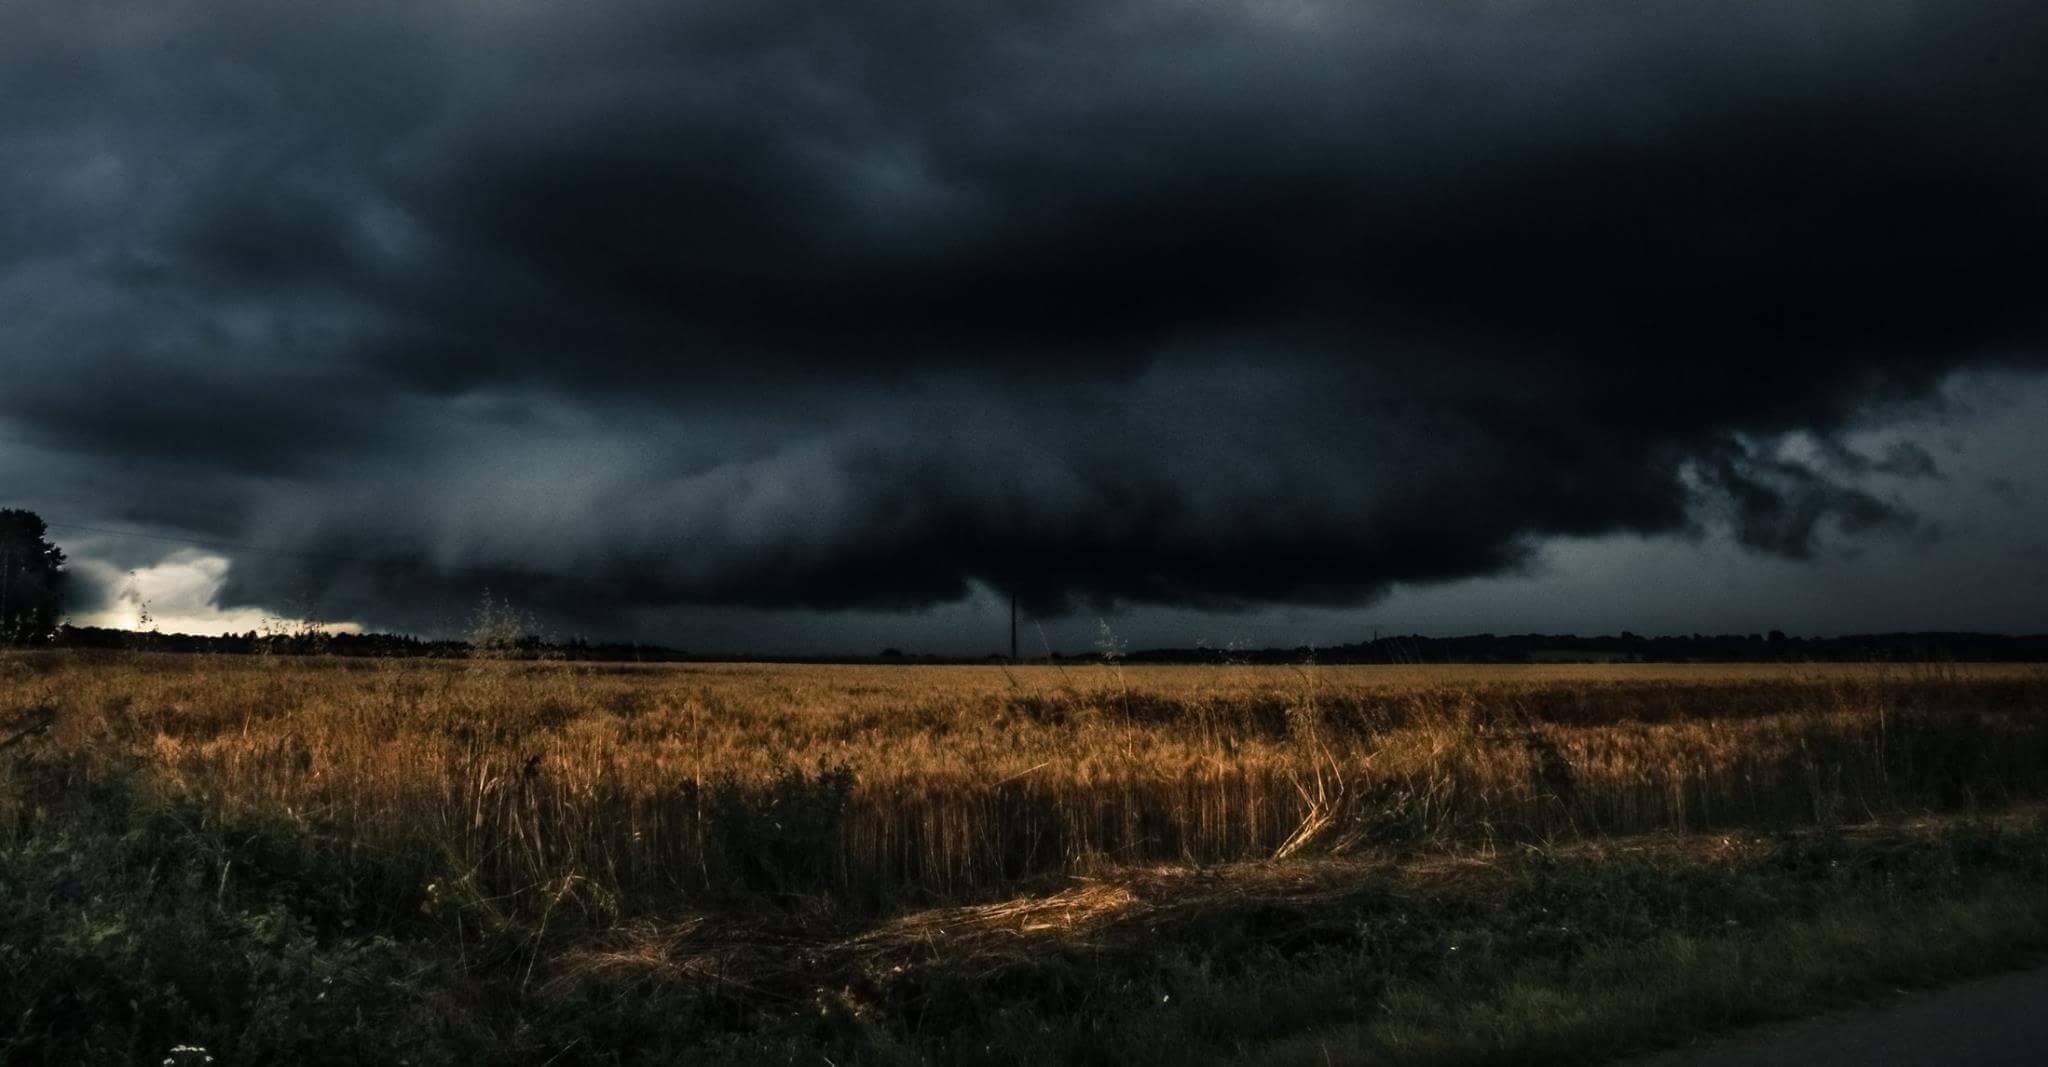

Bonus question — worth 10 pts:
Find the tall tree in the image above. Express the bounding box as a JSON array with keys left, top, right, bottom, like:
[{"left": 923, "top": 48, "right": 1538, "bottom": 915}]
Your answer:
[{"left": 0, "top": 509, "right": 65, "bottom": 643}]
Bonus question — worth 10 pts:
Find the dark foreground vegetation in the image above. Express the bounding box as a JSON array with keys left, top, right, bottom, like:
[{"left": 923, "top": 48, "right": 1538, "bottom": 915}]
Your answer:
[{"left": 5, "top": 656, "right": 2048, "bottom": 1064}]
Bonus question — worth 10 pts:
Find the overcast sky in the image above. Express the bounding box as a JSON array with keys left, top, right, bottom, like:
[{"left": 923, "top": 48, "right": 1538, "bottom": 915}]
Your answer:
[{"left": 5, "top": 0, "right": 2045, "bottom": 653}]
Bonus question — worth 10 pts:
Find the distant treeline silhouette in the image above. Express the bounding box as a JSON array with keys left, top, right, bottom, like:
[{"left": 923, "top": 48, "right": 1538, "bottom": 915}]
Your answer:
[
  {"left": 40, "top": 623, "right": 2048, "bottom": 663},
  {"left": 1121, "top": 631, "right": 2048, "bottom": 665},
  {"left": 53, "top": 625, "right": 694, "bottom": 661}
]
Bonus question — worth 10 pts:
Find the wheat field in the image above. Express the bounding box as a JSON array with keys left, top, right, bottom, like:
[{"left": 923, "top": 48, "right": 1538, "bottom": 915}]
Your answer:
[{"left": 8, "top": 654, "right": 2045, "bottom": 919}]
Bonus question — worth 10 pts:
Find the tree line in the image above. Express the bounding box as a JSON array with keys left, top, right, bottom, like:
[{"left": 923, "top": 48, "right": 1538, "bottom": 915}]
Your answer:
[{"left": 0, "top": 509, "right": 63, "bottom": 644}]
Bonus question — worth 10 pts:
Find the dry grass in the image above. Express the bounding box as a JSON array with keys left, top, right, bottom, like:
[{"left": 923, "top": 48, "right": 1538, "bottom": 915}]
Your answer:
[{"left": 5, "top": 653, "right": 2046, "bottom": 915}]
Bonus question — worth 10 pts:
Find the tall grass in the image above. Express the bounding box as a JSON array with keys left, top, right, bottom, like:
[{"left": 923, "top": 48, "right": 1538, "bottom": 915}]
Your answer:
[{"left": 5, "top": 654, "right": 2045, "bottom": 914}]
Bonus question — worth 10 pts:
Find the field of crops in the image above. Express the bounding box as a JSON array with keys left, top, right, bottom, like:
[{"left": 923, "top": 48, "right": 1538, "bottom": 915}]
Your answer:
[
  {"left": 6, "top": 654, "right": 2048, "bottom": 1064},
  {"left": 11, "top": 656, "right": 2047, "bottom": 912}
]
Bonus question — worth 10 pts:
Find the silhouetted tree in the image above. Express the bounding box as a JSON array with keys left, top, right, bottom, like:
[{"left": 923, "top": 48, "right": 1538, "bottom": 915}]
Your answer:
[{"left": 0, "top": 509, "right": 65, "bottom": 643}]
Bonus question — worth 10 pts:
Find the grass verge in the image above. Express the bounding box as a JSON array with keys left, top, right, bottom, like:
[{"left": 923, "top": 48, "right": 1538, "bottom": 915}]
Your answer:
[{"left": 1256, "top": 885, "right": 2048, "bottom": 1065}]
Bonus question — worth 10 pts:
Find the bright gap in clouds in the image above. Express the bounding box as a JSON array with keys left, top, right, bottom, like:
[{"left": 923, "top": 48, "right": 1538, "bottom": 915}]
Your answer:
[{"left": 68, "top": 550, "right": 362, "bottom": 636}]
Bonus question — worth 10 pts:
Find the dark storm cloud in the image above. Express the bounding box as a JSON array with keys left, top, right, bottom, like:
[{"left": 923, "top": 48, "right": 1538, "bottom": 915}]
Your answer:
[
  {"left": 4, "top": 0, "right": 2047, "bottom": 632},
  {"left": 1694, "top": 444, "right": 1913, "bottom": 558}
]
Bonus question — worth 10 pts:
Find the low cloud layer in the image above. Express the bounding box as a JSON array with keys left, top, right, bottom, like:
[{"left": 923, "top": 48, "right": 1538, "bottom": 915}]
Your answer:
[{"left": 4, "top": 0, "right": 2046, "bottom": 640}]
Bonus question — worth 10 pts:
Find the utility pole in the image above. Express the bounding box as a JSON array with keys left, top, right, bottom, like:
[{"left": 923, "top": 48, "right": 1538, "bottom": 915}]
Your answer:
[{"left": 1009, "top": 591, "right": 1018, "bottom": 662}]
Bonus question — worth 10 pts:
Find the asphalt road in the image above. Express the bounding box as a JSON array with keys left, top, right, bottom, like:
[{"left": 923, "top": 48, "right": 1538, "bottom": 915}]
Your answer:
[{"left": 1628, "top": 965, "right": 2048, "bottom": 1066}]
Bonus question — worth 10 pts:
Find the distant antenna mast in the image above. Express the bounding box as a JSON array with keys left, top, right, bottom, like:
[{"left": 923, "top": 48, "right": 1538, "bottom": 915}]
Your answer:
[{"left": 1009, "top": 591, "right": 1018, "bottom": 662}]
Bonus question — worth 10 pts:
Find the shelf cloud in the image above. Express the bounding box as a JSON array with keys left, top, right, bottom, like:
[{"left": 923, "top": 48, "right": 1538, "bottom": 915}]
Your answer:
[{"left": 5, "top": 0, "right": 2046, "bottom": 639}]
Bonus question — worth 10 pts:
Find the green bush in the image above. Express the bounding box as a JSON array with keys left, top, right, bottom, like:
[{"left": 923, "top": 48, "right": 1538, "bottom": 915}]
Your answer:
[
  {"left": 703, "top": 764, "right": 856, "bottom": 898},
  {"left": 0, "top": 773, "right": 478, "bottom": 1065}
]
